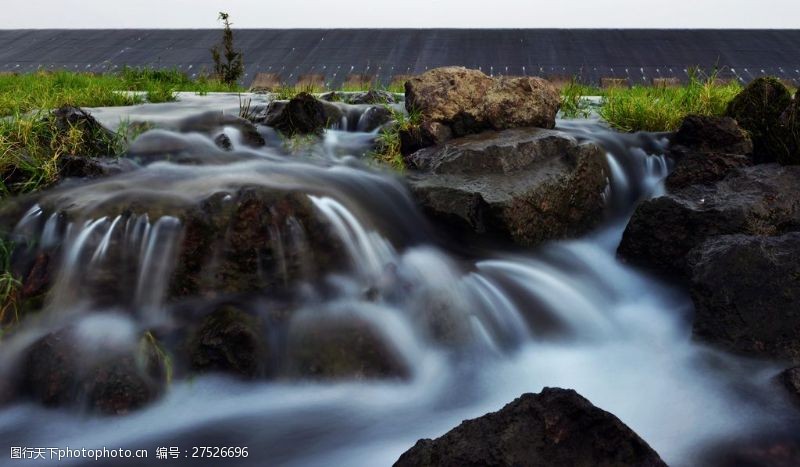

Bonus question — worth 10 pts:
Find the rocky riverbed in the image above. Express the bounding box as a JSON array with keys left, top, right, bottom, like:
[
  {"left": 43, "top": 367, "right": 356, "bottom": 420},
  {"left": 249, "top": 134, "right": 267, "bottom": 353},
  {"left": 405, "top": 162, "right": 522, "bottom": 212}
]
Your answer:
[{"left": 0, "top": 68, "right": 799, "bottom": 466}]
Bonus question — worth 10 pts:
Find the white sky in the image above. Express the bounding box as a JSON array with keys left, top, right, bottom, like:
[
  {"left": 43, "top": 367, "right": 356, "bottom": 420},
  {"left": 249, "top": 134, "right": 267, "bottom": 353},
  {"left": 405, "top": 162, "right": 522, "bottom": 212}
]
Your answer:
[{"left": 4, "top": 0, "right": 800, "bottom": 28}]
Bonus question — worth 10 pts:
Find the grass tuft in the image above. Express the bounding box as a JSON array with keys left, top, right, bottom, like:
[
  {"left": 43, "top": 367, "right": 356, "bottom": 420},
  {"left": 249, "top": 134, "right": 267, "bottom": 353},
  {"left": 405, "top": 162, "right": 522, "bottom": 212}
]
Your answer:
[
  {"left": 368, "top": 106, "right": 422, "bottom": 171},
  {"left": 599, "top": 70, "right": 742, "bottom": 132}
]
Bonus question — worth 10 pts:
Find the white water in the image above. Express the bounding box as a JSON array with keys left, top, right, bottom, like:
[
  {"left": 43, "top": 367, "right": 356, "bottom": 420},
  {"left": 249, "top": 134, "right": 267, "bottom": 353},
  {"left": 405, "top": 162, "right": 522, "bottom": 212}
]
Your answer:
[{"left": 0, "top": 112, "right": 794, "bottom": 467}]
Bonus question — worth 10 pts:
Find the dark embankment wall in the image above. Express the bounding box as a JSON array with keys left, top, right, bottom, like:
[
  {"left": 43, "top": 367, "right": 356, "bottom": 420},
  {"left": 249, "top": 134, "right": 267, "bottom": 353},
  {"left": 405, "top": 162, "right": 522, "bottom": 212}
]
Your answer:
[{"left": 1, "top": 29, "right": 798, "bottom": 87}]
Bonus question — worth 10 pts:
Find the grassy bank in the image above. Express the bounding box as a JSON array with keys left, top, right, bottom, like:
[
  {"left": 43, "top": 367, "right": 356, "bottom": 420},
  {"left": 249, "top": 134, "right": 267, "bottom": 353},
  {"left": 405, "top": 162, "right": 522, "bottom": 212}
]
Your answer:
[{"left": 560, "top": 73, "right": 744, "bottom": 132}]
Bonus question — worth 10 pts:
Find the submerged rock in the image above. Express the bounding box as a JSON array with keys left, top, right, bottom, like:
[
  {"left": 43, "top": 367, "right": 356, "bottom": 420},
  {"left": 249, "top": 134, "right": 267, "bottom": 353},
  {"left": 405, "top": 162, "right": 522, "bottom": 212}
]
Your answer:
[
  {"left": 20, "top": 329, "right": 166, "bottom": 414},
  {"left": 726, "top": 77, "right": 793, "bottom": 163},
  {"left": 187, "top": 306, "right": 268, "bottom": 379},
  {"left": 688, "top": 233, "right": 800, "bottom": 363},
  {"left": 407, "top": 128, "right": 609, "bottom": 246},
  {"left": 285, "top": 312, "right": 410, "bottom": 380},
  {"left": 404, "top": 67, "right": 560, "bottom": 150},
  {"left": 394, "top": 388, "right": 666, "bottom": 467},
  {"left": 618, "top": 164, "right": 800, "bottom": 278}
]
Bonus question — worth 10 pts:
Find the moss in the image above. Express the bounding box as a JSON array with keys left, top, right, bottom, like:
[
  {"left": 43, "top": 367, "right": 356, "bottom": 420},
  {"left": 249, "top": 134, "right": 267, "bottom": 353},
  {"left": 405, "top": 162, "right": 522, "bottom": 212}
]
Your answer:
[{"left": 726, "top": 77, "right": 793, "bottom": 163}]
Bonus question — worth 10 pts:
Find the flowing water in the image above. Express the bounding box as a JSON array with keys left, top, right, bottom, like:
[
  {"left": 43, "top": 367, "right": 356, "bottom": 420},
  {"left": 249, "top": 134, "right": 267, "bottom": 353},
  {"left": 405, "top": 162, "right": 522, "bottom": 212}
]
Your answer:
[{"left": 0, "top": 100, "right": 796, "bottom": 466}]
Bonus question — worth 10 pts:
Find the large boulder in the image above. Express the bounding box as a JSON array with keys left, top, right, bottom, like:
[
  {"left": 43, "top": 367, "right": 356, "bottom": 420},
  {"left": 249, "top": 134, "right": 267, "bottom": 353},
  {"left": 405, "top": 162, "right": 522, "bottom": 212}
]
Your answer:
[
  {"left": 726, "top": 77, "right": 793, "bottom": 163},
  {"left": 618, "top": 164, "right": 800, "bottom": 278},
  {"left": 394, "top": 388, "right": 666, "bottom": 467},
  {"left": 404, "top": 67, "right": 560, "bottom": 148},
  {"left": 407, "top": 128, "right": 609, "bottom": 246},
  {"left": 687, "top": 233, "right": 800, "bottom": 362}
]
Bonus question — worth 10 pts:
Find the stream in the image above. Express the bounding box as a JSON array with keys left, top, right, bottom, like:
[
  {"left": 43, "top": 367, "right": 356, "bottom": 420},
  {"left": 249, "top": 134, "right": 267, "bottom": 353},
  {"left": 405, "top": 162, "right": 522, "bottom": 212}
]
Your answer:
[{"left": 0, "top": 95, "right": 795, "bottom": 466}]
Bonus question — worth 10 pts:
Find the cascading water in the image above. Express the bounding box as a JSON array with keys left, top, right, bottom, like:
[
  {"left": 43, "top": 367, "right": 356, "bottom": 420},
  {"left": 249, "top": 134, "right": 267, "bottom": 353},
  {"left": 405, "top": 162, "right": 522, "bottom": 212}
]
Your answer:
[{"left": 0, "top": 102, "right": 795, "bottom": 467}]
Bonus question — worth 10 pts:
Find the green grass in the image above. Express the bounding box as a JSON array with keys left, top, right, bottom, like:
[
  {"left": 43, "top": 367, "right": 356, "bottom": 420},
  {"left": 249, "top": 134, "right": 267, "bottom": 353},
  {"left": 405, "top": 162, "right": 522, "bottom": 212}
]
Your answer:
[
  {"left": 598, "top": 72, "right": 742, "bottom": 132},
  {"left": 0, "top": 238, "right": 21, "bottom": 330},
  {"left": 561, "top": 80, "right": 601, "bottom": 118},
  {"left": 369, "top": 106, "right": 422, "bottom": 171},
  {"left": 0, "top": 69, "right": 244, "bottom": 197}
]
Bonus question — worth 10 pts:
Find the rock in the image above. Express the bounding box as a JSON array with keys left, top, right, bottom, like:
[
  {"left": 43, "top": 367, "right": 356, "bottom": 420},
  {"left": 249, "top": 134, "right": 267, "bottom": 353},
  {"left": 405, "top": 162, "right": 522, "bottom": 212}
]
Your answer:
[
  {"left": 187, "top": 306, "right": 268, "bottom": 379},
  {"left": 21, "top": 332, "right": 80, "bottom": 406},
  {"left": 703, "top": 434, "right": 800, "bottom": 467},
  {"left": 666, "top": 152, "right": 752, "bottom": 190},
  {"left": 263, "top": 93, "right": 328, "bottom": 135},
  {"left": 779, "top": 90, "right": 799, "bottom": 165},
  {"left": 779, "top": 367, "right": 800, "bottom": 405},
  {"left": 348, "top": 90, "right": 397, "bottom": 105},
  {"left": 57, "top": 155, "right": 138, "bottom": 180},
  {"left": 618, "top": 164, "right": 800, "bottom": 278},
  {"left": 688, "top": 233, "right": 800, "bottom": 362},
  {"left": 174, "top": 111, "right": 266, "bottom": 148},
  {"left": 394, "top": 388, "right": 667, "bottom": 467},
  {"left": 399, "top": 121, "right": 453, "bottom": 156},
  {"left": 671, "top": 114, "right": 753, "bottom": 155},
  {"left": 726, "top": 77, "right": 793, "bottom": 163},
  {"left": 20, "top": 330, "right": 165, "bottom": 413},
  {"left": 404, "top": 67, "right": 560, "bottom": 146},
  {"left": 665, "top": 115, "right": 754, "bottom": 190},
  {"left": 50, "top": 106, "right": 119, "bottom": 157},
  {"left": 356, "top": 106, "right": 393, "bottom": 133},
  {"left": 84, "top": 356, "right": 163, "bottom": 415},
  {"left": 172, "top": 187, "right": 343, "bottom": 298},
  {"left": 286, "top": 312, "right": 410, "bottom": 380},
  {"left": 407, "top": 128, "right": 609, "bottom": 246}
]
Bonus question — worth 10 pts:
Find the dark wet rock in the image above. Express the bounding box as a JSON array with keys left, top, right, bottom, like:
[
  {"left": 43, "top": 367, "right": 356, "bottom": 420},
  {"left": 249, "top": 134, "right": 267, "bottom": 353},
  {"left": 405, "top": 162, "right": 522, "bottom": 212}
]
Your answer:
[
  {"left": 357, "top": 106, "right": 393, "bottom": 133},
  {"left": 348, "top": 90, "right": 398, "bottom": 105},
  {"left": 666, "top": 152, "right": 752, "bottom": 190},
  {"left": 394, "top": 388, "right": 667, "bottom": 467},
  {"left": 399, "top": 121, "right": 453, "bottom": 156},
  {"left": 286, "top": 312, "right": 409, "bottom": 380},
  {"left": 126, "top": 129, "right": 244, "bottom": 165},
  {"left": 726, "top": 77, "right": 793, "bottom": 163},
  {"left": 407, "top": 128, "right": 609, "bottom": 246},
  {"left": 174, "top": 111, "right": 266, "bottom": 148},
  {"left": 671, "top": 114, "right": 753, "bottom": 155},
  {"left": 263, "top": 93, "right": 328, "bottom": 135},
  {"left": 778, "top": 367, "right": 800, "bottom": 405},
  {"left": 20, "top": 330, "right": 165, "bottom": 413},
  {"left": 57, "top": 155, "right": 138, "bottom": 180},
  {"left": 84, "top": 355, "right": 163, "bottom": 415},
  {"left": 688, "top": 233, "right": 800, "bottom": 363},
  {"left": 618, "top": 164, "right": 800, "bottom": 278},
  {"left": 779, "top": 90, "right": 800, "bottom": 165},
  {"left": 172, "top": 188, "right": 343, "bottom": 299},
  {"left": 666, "top": 115, "right": 754, "bottom": 190},
  {"left": 51, "top": 106, "right": 119, "bottom": 157},
  {"left": 21, "top": 332, "right": 80, "bottom": 406},
  {"left": 187, "top": 306, "right": 268, "bottom": 379},
  {"left": 704, "top": 433, "right": 800, "bottom": 467},
  {"left": 405, "top": 67, "right": 560, "bottom": 146},
  {"left": 214, "top": 133, "right": 233, "bottom": 151}
]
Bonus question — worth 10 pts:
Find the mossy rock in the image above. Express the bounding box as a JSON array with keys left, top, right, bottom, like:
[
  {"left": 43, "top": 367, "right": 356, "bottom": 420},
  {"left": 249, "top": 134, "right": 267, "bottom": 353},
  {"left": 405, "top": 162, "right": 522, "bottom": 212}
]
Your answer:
[
  {"left": 187, "top": 306, "right": 268, "bottom": 379},
  {"left": 726, "top": 77, "right": 792, "bottom": 163}
]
